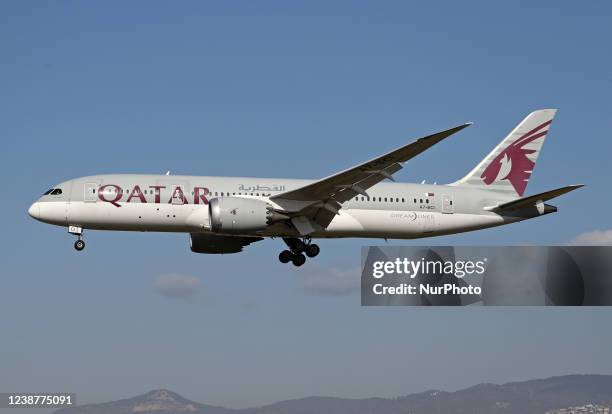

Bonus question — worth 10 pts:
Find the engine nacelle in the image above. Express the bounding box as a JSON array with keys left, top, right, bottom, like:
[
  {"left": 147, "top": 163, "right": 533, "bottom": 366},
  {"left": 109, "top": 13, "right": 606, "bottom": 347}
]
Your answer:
[
  {"left": 208, "top": 197, "right": 285, "bottom": 234},
  {"left": 189, "top": 233, "right": 262, "bottom": 254}
]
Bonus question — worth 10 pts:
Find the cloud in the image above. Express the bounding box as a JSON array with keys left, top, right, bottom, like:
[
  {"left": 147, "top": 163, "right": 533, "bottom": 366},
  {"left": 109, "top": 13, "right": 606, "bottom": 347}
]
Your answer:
[
  {"left": 153, "top": 275, "right": 201, "bottom": 301},
  {"left": 568, "top": 229, "right": 612, "bottom": 246},
  {"left": 297, "top": 266, "right": 361, "bottom": 296}
]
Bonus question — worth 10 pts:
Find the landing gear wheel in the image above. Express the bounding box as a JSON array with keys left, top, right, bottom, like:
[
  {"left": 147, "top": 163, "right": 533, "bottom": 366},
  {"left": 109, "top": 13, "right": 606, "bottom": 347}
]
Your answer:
[
  {"left": 305, "top": 243, "right": 320, "bottom": 258},
  {"left": 291, "top": 253, "right": 306, "bottom": 267},
  {"left": 293, "top": 240, "right": 306, "bottom": 253},
  {"left": 279, "top": 250, "right": 292, "bottom": 264},
  {"left": 74, "top": 239, "right": 85, "bottom": 251}
]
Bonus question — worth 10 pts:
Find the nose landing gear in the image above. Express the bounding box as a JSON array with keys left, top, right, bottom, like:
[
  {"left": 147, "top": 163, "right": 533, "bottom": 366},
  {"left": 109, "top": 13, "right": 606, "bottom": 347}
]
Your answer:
[
  {"left": 74, "top": 239, "right": 85, "bottom": 251},
  {"left": 69, "top": 225, "right": 85, "bottom": 252},
  {"left": 279, "top": 237, "right": 320, "bottom": 266}
]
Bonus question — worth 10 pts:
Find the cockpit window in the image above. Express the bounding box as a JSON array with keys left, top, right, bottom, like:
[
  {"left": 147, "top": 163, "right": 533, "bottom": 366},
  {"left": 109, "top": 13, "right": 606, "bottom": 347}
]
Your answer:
[
  {"left": 43, "top": 189, "right": 54, "bottom": 195},
  {"left": 50, "top": 188, "right": 63, "bottom": 195}
]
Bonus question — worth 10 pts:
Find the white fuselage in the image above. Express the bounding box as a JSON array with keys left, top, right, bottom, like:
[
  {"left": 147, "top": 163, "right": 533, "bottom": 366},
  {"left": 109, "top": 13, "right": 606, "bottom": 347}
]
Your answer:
[{"left": 28, "top": 174, "right": 534, "bottom": 240}]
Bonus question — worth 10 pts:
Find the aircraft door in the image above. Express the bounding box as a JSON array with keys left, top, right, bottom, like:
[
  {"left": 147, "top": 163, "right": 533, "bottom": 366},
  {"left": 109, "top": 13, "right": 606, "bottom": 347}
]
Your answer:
[
  {"left": 442, "top": 194, "right": 454, "bottom": 214},
  {"left": 84, "top": 182, "right": 98, "bottom": 202}
]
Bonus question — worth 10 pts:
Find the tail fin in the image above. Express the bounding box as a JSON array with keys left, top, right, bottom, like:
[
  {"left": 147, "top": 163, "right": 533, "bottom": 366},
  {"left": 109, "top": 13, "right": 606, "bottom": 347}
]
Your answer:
[{"left": 453, "top": 109, "right": 557, "bottom": 197}]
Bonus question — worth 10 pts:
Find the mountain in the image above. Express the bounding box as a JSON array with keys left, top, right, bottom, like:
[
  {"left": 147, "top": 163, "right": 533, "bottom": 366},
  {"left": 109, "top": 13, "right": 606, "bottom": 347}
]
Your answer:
[
  {"left": 55, "top": 374, "right": 612, "bottom": 414},
  {"left": 55, "top": 390, "right": 233, "bottom": 414}
]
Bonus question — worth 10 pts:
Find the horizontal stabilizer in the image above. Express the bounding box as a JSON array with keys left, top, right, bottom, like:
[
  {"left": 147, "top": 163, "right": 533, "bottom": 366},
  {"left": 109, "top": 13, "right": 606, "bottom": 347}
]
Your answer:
[{"left": 484, "top": 184, "right": 584, "bottom": 212}]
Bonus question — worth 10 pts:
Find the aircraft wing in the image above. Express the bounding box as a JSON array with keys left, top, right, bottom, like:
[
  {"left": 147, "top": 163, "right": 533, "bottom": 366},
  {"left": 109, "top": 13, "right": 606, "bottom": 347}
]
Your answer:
[{"left": 271, "top": 123, "right": 472, "bottom": 232}]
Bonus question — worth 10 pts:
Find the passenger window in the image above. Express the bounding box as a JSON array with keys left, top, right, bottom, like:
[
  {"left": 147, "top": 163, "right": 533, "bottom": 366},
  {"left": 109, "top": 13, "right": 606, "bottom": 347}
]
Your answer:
[
  {"left": 402, "top": 198, "right": 405, "bottom": 203},
  {"left": 426, "top": 199, "right": 429, "bottom": 204},
  {"left": 420, "top": 199, "right": 423, "bottom": 203},
  {"left": 384, "top": 197, "right": 387, "bottom": 202},
  {"left": 396, "top": 198, "right": 399, "bottom": 202}
]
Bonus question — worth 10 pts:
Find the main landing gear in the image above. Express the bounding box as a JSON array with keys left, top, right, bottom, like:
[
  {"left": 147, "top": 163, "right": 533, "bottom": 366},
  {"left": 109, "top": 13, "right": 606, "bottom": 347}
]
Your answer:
[
  {"left": 69, "top": 225, "right": 85, "bottom": 252},
  {"left": 278, "top": 237, "right": 320, "bottom": 267}
]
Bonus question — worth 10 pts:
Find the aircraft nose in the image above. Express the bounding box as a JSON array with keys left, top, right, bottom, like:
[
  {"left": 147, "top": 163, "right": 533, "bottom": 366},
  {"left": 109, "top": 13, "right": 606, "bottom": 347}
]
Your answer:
[{"left": 28, "top": 202, "right": 40, "bottom": 219}]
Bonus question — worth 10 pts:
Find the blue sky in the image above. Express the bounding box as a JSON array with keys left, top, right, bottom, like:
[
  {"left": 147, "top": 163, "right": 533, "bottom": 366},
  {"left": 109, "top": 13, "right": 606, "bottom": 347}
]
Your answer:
[{"left": 1, "top": 1, "right": 611, "bottom": 410}]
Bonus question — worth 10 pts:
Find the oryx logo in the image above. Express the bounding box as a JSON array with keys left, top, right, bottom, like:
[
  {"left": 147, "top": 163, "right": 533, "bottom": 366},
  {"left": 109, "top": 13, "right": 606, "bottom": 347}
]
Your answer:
[{"left": 481, "top": 120, "right": 551, "bottom": 196}]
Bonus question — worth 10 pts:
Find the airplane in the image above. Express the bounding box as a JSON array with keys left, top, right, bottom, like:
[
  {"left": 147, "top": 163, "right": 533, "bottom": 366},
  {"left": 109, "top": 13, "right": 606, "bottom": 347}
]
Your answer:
[{"left": 28, "top": 109, "right": 582, "bottom": 267}]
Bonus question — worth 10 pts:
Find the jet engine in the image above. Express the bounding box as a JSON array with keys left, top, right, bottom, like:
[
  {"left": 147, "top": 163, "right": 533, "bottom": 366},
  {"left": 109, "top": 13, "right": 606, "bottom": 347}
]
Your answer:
[
  {"left": 208, "top": 197, "right": 287, "bottom": 234},
  {"left": 189, "top": 233, "right": 263, "bottom": 254}
]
